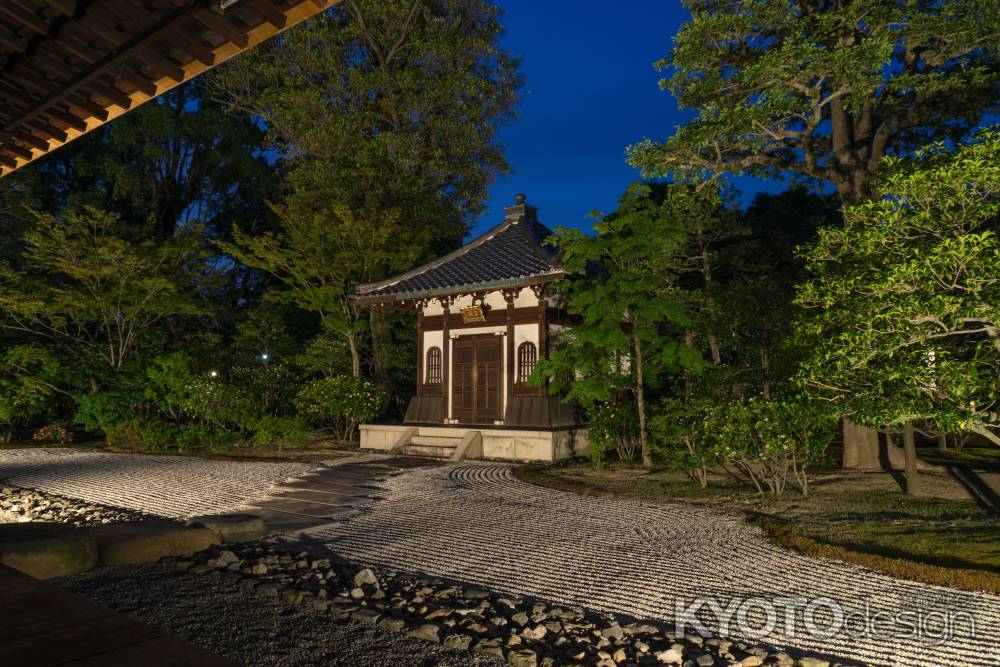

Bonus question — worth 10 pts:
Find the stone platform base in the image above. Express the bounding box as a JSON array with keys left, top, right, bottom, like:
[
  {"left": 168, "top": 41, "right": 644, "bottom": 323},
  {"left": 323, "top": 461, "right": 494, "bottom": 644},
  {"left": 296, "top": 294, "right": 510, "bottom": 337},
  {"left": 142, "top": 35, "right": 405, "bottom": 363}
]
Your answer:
[{"left": 360, "top": 424, "right": 589, "bottom": 462}]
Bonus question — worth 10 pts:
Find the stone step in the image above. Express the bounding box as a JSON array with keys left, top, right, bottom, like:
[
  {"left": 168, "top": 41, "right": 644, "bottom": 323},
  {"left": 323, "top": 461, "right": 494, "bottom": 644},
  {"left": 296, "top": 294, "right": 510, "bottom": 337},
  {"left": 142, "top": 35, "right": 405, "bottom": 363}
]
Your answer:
[
  {"left": 414, "top": 427, "right": 476, "bottom": 438},
  {"left": 271, "top": 489, "right": 371, "bottom": 507},
  {"left": 410, "top": 435, "right": 464, "bottom": 446},
  {"left": 401, "top": 443, "right": 457, "bottom": 459},
  {"left": 247, "top": 498, "right": 355, "bottom": 519},
  {"left": 275, "top": 480, "right": 375, "bottom": 497}
]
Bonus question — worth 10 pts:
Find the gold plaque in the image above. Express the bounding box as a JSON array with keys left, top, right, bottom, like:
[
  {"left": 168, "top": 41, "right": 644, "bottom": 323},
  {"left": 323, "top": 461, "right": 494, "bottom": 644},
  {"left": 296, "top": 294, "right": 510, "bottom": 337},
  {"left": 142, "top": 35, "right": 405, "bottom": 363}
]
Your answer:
[{"left": 460, "top": 305, "right": 486, "bottom": 323}]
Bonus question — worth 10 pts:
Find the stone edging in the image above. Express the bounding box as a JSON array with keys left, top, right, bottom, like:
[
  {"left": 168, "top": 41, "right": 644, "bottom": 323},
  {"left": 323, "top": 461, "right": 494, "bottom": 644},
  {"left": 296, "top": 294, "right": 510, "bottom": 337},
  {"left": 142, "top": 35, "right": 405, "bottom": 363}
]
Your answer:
[{"left": 166, "top": 541, "right": 854, "bottom": 667}]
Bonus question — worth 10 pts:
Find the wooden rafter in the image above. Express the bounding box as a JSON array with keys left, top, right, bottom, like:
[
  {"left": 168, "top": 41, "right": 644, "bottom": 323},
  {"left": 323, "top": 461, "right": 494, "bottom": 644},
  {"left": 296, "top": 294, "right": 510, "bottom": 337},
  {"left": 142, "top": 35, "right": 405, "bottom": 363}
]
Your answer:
[{"left": 0, "top": 0, "right": 340, "bottom": 176}]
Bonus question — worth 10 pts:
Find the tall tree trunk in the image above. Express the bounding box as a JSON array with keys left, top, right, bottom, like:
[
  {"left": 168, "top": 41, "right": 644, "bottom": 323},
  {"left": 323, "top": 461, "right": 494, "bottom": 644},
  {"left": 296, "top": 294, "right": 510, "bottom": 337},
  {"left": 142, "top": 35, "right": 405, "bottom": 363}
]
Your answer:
[
  {"left": 707, "top": 331, "right": 722, "bottom": 365},
  {"left": 842, "top": 419, "right": 881, "bottom": 469},
  {"left": 632, "top": 333, "right": 651, "bottom": 468},
  {"left": 369, "top": 309, "right": 393, "bottom": 388},
  {"left": 936, "top": 431, "right": 948, "bottom": 451},
  {"left": 902, "top": 422, "right": 920, "bottom": 496},
  {"left": 698, "top": 231, "right": 722, "bottom": 365},
  {"left": 347, "top": 331, "right": 361, "bottom": 378},
  {"left": 761, "top": 347, "right": 770, "bottom": 400},
  {"left": 683, "top": 330, "right": 696, "bottom": 400}
]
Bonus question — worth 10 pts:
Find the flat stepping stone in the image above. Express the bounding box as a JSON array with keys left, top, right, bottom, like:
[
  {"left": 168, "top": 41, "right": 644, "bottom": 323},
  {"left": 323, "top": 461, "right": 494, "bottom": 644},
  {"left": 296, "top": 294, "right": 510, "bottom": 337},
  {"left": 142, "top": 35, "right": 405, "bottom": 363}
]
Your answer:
[
  {"left": 270, "top": 490, "right": 371, "bottom": 507},
  {"left": 187, "top": 514, "right": 267, "bottom": 544},
  {"left": 304, "top": 468, "right": 389, "bottom": 482},
  {"left": 275, "top": 480, "right": 376, "bottom": 496},
  {"left": 0, "top": 523, "right": 97, "bottom": 580},
  {"left": 248, "top": 498, "right": 355, "bottom": 519},
  {"left": 248, "top": 509, "right": 332, "bottom": 532},
  {"left": 282, "top": 476, "right": 381, "bottom": 491}
]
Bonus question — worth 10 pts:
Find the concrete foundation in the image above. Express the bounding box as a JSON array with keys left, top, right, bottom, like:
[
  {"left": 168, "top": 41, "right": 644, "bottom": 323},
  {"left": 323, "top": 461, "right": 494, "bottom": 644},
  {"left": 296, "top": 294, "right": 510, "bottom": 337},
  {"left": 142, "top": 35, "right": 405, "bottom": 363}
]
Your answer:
[{"left": 360, "top": 424, "right": 589, "bottom": 462}]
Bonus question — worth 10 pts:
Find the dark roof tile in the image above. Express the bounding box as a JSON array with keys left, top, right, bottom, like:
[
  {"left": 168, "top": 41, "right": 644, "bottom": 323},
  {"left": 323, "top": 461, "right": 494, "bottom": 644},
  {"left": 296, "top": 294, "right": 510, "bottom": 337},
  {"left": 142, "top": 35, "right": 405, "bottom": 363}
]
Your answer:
[{"left": 354, "top": 200, "right": 564, "bottom": 303}]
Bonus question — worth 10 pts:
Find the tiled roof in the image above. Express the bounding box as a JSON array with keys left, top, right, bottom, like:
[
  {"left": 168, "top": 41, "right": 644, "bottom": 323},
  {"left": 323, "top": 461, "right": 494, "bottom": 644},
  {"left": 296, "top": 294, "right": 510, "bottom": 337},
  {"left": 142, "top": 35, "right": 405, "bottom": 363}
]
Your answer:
[{"left": 354, "top": 197, "right": 564, "bottom": 304}]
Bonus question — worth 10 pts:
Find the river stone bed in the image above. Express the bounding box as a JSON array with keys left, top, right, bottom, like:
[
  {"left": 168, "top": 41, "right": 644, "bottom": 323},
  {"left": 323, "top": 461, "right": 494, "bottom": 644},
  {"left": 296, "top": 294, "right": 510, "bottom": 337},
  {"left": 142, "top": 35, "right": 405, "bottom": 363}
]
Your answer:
[
  {"left": 168, "top": 542, "right": 854, "bottom": 667},
  {"left": 0, "top": 484, "right": 152, "bottom": 526}
]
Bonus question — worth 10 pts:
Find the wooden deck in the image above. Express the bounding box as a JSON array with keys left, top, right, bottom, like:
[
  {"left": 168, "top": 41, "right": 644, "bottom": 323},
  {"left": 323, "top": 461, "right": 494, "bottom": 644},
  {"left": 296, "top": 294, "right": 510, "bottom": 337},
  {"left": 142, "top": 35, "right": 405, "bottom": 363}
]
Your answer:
[{"left": 0, "top": 564, "right": 235, "bottom": 667}]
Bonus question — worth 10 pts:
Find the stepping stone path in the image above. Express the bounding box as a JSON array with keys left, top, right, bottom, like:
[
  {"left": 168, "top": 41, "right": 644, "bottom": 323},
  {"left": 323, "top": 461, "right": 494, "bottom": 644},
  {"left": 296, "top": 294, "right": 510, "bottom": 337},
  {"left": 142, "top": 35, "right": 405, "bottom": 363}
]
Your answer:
[{"left": 246, "top": 457, "right": 441, "bottom": 532}]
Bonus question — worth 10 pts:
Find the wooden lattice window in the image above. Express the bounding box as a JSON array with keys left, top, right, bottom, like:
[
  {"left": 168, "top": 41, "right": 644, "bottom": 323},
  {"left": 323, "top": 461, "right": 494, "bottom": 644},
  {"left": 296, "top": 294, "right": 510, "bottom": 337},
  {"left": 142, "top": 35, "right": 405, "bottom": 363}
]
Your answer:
[
  {"left": 425, "top": 347, "right": 442, "bottom": 384},
  {"left": 517, "top": 342, "right": 537, "bottom": 383}
]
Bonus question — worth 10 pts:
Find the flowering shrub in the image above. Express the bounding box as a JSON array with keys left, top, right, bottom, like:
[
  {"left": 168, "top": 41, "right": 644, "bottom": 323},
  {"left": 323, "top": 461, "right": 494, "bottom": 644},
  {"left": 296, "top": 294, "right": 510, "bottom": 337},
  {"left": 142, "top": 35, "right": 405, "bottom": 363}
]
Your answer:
[
  {"left": 586, "top": 402, "right": 640, "bottom": 468},
  {"left": 294, "top": 376, "right": 385, "bottom": 443},
  {"left": 32, "top": 424, "right": 73, "bottom": 444},
  {"left": 702, "top": 395, "right": 834, "bottom": 496}
]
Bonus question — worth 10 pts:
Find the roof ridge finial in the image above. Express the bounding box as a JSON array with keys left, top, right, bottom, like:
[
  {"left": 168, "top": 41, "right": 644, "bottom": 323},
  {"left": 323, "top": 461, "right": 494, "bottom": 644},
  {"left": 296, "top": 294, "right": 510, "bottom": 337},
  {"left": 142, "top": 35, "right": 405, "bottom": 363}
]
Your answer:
[{"left": 504, "top": 192, "right": 535, "bottom": 224}]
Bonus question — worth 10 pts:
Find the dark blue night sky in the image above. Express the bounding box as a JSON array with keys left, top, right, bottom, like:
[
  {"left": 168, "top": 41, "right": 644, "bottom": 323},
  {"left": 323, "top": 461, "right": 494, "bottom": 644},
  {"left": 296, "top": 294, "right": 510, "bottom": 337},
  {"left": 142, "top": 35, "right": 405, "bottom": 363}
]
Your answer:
[{"left": 477, "top": 1, "right": 784, "bottom": 236}]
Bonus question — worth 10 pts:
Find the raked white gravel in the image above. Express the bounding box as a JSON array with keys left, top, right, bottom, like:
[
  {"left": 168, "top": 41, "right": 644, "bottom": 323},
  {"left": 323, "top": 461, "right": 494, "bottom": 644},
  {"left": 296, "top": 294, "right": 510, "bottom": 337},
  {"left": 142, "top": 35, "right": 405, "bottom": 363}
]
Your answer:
[
  {"left": 308, "top": 463, "right": 1000, "bottom": 667},
  {"left": 0, "top": 448, "right": 312, "bottom": 519},
  {"left": 3, "top": 449, "right": 997, "bottom": 666}
]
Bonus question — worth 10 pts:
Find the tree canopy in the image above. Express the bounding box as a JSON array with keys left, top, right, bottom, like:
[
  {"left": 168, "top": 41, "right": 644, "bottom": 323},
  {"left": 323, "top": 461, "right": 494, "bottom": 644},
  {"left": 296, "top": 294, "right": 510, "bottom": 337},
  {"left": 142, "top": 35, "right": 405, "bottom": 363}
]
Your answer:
[
  {"left": 797, "top": 127, "right": 1000, "bottom": 445},
  {"left": 629, "top": 0, "right": 1000, "bottom": 204}
]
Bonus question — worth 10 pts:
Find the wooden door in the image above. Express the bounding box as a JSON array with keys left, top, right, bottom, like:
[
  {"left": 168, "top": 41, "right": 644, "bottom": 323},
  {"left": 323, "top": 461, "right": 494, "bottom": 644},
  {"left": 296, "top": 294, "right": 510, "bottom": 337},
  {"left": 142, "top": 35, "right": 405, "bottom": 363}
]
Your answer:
[{"left": 451, "top": 335, "right": 500, "bottom": 423}]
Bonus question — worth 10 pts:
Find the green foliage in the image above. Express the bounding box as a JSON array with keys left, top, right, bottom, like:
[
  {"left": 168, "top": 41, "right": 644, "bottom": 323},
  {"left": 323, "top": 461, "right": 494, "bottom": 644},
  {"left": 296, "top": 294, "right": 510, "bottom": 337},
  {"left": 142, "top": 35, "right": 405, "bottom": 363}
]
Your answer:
[
  {"left": 218, "top": 204, "right": 402, "bottom": 377},
  {"left": 247, "top": 415, "right": 308, "bottom": 450},
  {"left": 0, "top": 345, "right": 63, "bottom": 432},
  {"left": 0, "top": 206, "right": 206, "bottom": 371},
  {"left": 294, "top": 376, "right": 386, "bottom": 442},
  {"left": 536, "top": 183, "right": 722, "bottom": 465},
  {"left": 796, "top": 128, "right": 1000, "bottom": 445},
  {"left": 650, "top": 395, "right": 719, "bottom": 488},
  {"left": 630, "top": 0, "right": 1000, "bottom": 203},
  {"left": 104, "top": 419, "right": 145, "bottom": 450},
  {"left": 211, "top": 0, "right": 522, "bottom": 386},
  {"left": 230, "top": 362, "right": 298, "bottom": 417},
  {"left": 585, "top": 402, "right": 641, "bottom": 468},
  {"left": 73, "top": 371, "right": 147, "bottom": 433},
  {"left": 538, "top": 184, "right": 703, "bottom": 406}
]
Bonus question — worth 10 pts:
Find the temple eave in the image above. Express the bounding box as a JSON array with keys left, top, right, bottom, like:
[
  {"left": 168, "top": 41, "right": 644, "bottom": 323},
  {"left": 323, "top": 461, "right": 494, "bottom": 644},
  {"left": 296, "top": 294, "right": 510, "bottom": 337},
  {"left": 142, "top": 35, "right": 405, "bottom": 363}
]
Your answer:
[{"left": 352, "top": 270, "right": 565, "bottom": 307}]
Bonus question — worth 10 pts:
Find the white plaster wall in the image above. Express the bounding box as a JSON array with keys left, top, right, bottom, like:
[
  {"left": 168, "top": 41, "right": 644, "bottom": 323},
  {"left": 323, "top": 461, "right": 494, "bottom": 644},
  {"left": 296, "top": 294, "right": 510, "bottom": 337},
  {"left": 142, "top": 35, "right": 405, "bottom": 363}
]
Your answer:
[{"left": 513, "top": 323, "right": 539, "bottom": 349}]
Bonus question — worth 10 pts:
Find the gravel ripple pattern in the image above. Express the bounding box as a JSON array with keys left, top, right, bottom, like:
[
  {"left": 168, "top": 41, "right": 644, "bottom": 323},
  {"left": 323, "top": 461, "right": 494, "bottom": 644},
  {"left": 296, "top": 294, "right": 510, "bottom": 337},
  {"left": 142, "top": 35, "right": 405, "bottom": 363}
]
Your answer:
[
  {"left": 308, "top": 462, "right": 1000, "bottom": 667},
  {"left": 0, "top": 448, "right": 313, "bottom": 519}
]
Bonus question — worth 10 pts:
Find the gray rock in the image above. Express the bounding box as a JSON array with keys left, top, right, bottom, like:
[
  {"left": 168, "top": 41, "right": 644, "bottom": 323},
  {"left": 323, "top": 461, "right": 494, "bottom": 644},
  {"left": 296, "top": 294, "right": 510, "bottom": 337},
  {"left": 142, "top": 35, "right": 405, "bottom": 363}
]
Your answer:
[
  {"left": 187, "top": 514, "right": 267, "bottom": 544},
  {"left": 474, "top": 639, "right": 506, "bottom": 659},
  {"left": 797, "top": 660, "right": 830, "bottom": 667},
  {"left": 206, "top": 549, "right": 240, "bottom": 568},
  {"left": 443, "top": 634, "right": 474, "bottom": 651},
  {"left": 407, "top": 623, "right": 441, "bottom": 643},
  {"left": 354, "top": 567, "right": 379, "bottom": 587},
  {"left": 93, "top": 523, "right": 218, "bottom": 566},
  {"left": 379, "top": 618, "right": 408, "bottom": 634},
  {"left": 352, "top": 609, "right": 381, "bottom": 625},
  {"left": 507, "top": 649, "right": 538, "bottom": 667},
  {"left": 654, "top": 647, "right": 684, "bottom": 664},
  {"left": 601, "top": 622, "right": 624, "bottom": 640}
]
